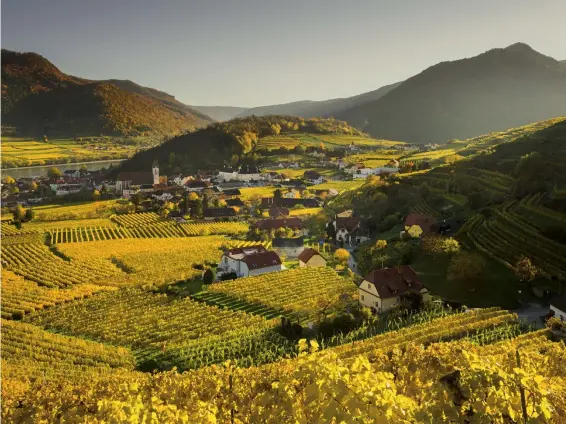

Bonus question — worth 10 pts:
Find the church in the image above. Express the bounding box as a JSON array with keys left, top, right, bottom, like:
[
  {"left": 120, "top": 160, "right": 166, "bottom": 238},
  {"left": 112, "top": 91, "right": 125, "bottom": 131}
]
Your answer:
[{"left": 116, "top": 160, "right": 159, "bottom": 198}]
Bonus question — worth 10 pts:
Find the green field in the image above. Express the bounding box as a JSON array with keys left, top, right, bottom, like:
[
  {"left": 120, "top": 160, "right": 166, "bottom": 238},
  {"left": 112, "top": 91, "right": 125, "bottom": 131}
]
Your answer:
[{"left": 1, "top": 137, "right": 141, "bottom": 167}]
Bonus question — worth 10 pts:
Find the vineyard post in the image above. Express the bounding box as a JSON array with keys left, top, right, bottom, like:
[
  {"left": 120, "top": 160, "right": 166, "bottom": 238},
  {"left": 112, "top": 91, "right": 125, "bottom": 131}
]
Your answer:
[{"left": 515, "top": 349, "right": 528, "bottom": 423}]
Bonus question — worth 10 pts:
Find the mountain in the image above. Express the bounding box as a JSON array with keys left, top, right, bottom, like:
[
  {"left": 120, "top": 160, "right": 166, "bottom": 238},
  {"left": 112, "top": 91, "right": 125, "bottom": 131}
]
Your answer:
[
  {"left": 236, "top": 82, "right": 401, "bottom": 119},
  {"left": 117, "top": 116, "right": 364, "bottom": 173},
  {"left": 335, "top": 43, "right": 566, "bottom": 144},
  {"left": 191, "top": 106, "right": 249, "bottom": 122},
  {"left": 1, "top": 49, "right": 213, "bottom": 137}
]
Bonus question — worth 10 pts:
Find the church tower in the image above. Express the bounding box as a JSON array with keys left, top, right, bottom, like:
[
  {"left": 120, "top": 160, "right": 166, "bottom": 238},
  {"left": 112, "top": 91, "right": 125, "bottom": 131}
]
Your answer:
[{"left": 152, "top": 160, "right": 159, "bottom": 185}]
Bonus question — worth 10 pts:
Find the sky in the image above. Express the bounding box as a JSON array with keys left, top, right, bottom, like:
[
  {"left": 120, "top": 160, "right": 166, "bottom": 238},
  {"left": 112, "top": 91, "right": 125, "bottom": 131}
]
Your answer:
[{"left": 2, "top": 0, "right": 565, "bottom": 107}]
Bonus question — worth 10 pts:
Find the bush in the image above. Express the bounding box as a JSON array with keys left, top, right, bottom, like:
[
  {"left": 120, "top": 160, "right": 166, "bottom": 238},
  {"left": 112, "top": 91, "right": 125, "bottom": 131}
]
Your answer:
[{"left": 220, "top": 272, "right": 237, "bottom": 281}]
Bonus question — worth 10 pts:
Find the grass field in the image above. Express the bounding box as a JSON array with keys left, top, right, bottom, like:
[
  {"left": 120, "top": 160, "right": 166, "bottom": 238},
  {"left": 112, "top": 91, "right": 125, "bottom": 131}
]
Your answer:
[
  {"left": 309, "top": 180, "right": 365, "bottom": 192},
  {"left": 0, "top": 137, "right": 138, "bottom": 167},
  {"left": 239, "top": 186, "right": 276, "bottom": 200}
]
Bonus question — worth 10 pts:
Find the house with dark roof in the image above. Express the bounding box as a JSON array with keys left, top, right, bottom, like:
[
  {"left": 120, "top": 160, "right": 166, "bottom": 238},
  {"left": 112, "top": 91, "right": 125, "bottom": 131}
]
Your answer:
[
  {"left": 550, "top": 293, "right": 566, "bottom": 321},
  {"left": 218, "top": 245, "right": 284, "bottom": 278},
  {"left": 203, "top": 207, "right": 237, "bottom": 221},
  {"left": 359, "top": 266, "right": 429, "bottom": 313},
  {"left": 403, "top": 213, "right": 438, "bottom": 238},
  {"left": 268, "top": 207, "right": 290, "bottom": 218},
  {"left": 222, "top": 188, "right": 242, "bottom": 197},
  {"left": 225, "top": 198, "right": 244, "bottom": 207},
  {"left": 298, "top": 248, "right": 326, "bottom": 268},
  {"left": 333, "top": 216, "right": 366, "bottom": 244},
  {"left": 253, "top": 217, "right": 303, "bottom": 232},
  {"left": 273, "top": 237, "right": 304, "bottom": 259},
  {"left": 303, "top": 170, "right": 324, "bottom": 184},
  {"left": 184, "top": 180, "right": 211, "bottom": 192}
]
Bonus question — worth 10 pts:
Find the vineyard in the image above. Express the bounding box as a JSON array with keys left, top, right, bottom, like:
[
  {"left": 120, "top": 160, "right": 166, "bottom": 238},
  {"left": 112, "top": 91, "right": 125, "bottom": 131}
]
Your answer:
[
  {"left": 25, "top": 288, "right": 289, "bottom": 371},
  {"left": 58, "top": 236, "right": 228, "bottom": 285},
  {"left": 1, "top": 241, "right": 130, "bottom": 288},
  {"left": 1, "top": 270, "right": 116, "bottom": 320},
  {"left": 3, "top": 313, "right": 565, "bottom": 422},
  {"left": 49, "top": 217, "right": 248, "bottom": 243},
  {"left": 458, "top": 200, "right": 566, "bottom": 281},
  {"left": 208, "top": 267, "right": 356, "bottom": 317}
]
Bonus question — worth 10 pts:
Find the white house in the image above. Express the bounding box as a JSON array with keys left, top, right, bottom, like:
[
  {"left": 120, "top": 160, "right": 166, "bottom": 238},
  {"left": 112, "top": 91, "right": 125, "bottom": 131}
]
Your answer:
[
  {"left": 352, "top": 166, "right": 399, "bottom": 179},
  {"left": 550, "top": 293, "right": 566, "bottom": 321},
  {"left": 218, "top": 245, "right": 284, "bottom": 278},
  {"left": 358, "top": 266, "right": 430, "bottom": 313},
  {"left": 334, "top": 216, "right": 361, "bottom": 243},
  {"left": 217, "top": 166, "right": 264, "bottom": 183},
  {"left": 152, "top": 192, "right": 174, "bottom": 201},
  {"left": 55, "top": 184, "right": 83, "bottom": 196}
]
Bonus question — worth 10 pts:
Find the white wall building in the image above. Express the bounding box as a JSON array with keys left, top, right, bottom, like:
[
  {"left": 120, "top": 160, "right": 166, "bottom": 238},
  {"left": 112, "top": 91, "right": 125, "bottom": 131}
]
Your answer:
[{"left": 218, "top": 245, "right": 284, "bottom": 278}]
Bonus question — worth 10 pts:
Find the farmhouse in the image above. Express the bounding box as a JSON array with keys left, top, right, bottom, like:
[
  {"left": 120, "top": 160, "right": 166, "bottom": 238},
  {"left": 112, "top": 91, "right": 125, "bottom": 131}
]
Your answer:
[
  {"left": 403, "top": 213, "right": 438, "bottom": 238},
  {"left": 184, "top": 180, "right": 211, "bottom": 192},
  {"left": 303, "top": 171, "right": 324, "bottom": 184},
  {"left": 203, "top": 207, "right": 237, "bottom": 221},
  {"left": 550, "top": 293, "right": 566, "bottom": 321},
  {"left": 359, "top": 266, "right": 429, "bottom": 313},
  {"left": 218, "top": 245, "right": 283, "bottom": 278},
  {"left": 352, "top": 166, "right": 399, "bottom": 179},
  {"left": 273, "top": 237, "right": 304, "bottom": 259},
  {"left": 298, "top": 248, "right": 326, "bottom": 268},
  {"left": 333, "top": 216, "right": 361, "bottom": 243}
]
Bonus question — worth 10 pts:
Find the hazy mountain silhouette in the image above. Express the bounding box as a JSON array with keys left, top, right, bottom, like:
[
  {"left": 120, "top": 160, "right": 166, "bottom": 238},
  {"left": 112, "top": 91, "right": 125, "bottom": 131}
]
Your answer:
[{"left": 334, "top": 43, "right": 566, "bottom": 143}]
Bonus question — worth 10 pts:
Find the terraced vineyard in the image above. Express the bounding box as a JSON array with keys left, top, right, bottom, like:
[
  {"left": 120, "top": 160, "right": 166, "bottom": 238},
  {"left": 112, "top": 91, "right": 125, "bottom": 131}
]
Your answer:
[
  {"left": 208, "top": 267, "right": 356, "bottom": 317},
  {"left": 26, "top": 288, "right": 290, "bottom": 370},
  {"left": 1, "top": 270, "right": 116, "bottom": 320},
  {"left": 111, "top": 212, "right": 164, "bottom": 227},
  {"left": 1, "top": 242, "right": 130, "bottom": 288},
  {"left": 458, "top": 202, "right": 566, "bottom": 281},
  {"left": 325, "top": 307, "right": 518, "bottom": 360}
]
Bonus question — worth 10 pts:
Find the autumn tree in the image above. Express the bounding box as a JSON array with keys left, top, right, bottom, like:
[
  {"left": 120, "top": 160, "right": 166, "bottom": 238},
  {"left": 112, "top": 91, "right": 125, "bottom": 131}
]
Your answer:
[
  {"left": 47, "top": 167, "right": 62, "bottom": 179},
  {"left": 12, "top": 205, "right": 25, "bottom": 222},
  {"left": 3, "top": 176, "right": 15, "bottom": 185},
  {"left": 92, "top": 189, "right": 101, "bottom": 201},
  {"left": 373, "top": 239, "right": 388, "bottom": 251},
  {"left": 203, "top": 268, "right": 216, "bottom": 284},
  {"left": 447, "top": 252, "right": 487, "bottom": 288},
  {"left": 335, "top": 248, "right": 350, "bottom": 265},
  {"left": 515, "top": 256, "right": 537, "bottom": 283},
  {"left": 24, "top": 208, "right": 35, "bottom": 222}
]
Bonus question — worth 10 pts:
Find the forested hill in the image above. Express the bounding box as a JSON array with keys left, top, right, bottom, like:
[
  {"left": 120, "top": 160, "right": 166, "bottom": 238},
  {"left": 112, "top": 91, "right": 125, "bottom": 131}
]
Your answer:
[
  {"left": 1, "top": 49, "right": 213, "bottom": 137},
  {"left": 334, "top": 43, "right": 566, "bottom": 144},
  {"left": 116, "top": 116, "right": 365, "bottom": 172}
]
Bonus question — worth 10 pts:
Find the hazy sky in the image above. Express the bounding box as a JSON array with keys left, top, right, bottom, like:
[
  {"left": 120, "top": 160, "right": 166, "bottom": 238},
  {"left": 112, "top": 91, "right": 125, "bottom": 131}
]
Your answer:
[{"left": 2, "top": 0, "right": 565, "bottom": 107}]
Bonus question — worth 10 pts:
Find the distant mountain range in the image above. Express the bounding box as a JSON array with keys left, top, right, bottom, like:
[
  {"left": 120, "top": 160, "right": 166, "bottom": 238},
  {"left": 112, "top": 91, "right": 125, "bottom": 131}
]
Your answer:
[
  {"left": 1, "top": 49, "right": 213, "bottom": 137},
  {"left": 333, "top": 43, "right": 566, "bottom": 143},
  {"left": 194, "top": 43, "right": 566, "bottom": 144},
  {"left": 3, "top": 43, "right": 565, "bottom": 144}
]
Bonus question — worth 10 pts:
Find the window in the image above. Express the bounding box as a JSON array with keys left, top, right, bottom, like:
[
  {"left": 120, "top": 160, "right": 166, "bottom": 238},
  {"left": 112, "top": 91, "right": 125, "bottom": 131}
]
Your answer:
[
  {"left": 367, "top": 283, "right": 371, "bottom": 289},
  {"left": 361, "top": 295, "right": 364, "bottom": 301}
]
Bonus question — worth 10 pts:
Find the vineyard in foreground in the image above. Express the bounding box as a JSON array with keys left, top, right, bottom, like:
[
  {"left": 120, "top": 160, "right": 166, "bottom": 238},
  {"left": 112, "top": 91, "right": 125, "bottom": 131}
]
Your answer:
[{"left": 3, "top": 315, "right": 565, "bottom": 422}]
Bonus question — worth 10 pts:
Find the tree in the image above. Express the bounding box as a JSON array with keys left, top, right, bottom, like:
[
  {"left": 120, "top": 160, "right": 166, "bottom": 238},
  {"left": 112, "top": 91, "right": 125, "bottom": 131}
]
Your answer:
[
  {"left": 92, "top": 189, "right": 101, "bottom": 201},
  {"left": 302, "top": 190, "right": 311, "bottom": 199},
  {"left": 274, "top": 189, "right": 282, "bottom": 199},
  {"left": 47, "top": 167, "right": 62, "bottom": 179},
  {"left": 3, "top": 176, "right": 15, "bottom": 185},
  {"left": 447, "top": 252, "right": 487, "bottom": 288},
  {"left": 24, "top": 208, "right": 34, "bottom": 222},
  {"left": 326, "top": 221, "right": 337, "bottom": 241},
  {"left": 192, "top": 199, "right": 203, "bottom": 219},
  {"left": 29, "top": 181, "right": 38, "bottom": 191},
  {"left": 335, "top": 248, "right": 350, "bottom": 265},
  {"left": 514, "top": 257, "right": 537, "bottom": 283},
  {"left": 12, "top": 205, "right": 25, "bottom": 222},
  {"left": 374, "top": 240, "right": 388, "bottom": 251},
  {"left": 168, "top": 152, "right": 176, "bottom": 166},
  {"left": 203, "top": 268, "right": 216, "bottom": 284},
  {"left": 79, "top": 164, "right": 88, "bottom": 174}
]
